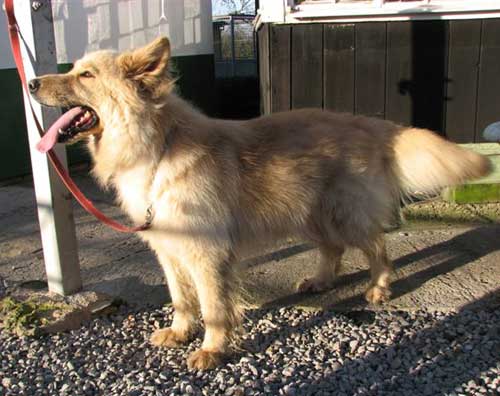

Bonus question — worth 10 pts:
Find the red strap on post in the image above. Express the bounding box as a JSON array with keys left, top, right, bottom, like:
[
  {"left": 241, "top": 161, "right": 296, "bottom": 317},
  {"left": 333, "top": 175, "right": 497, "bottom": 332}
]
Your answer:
[{"left": 4, "top": 0, "right": 150, "bottom": 233}]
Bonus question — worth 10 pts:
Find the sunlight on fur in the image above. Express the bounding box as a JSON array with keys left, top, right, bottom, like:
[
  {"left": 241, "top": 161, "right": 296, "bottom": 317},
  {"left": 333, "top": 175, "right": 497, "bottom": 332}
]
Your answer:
[{"left": 30, "top": 37, "right": 492, "bottom": 370}]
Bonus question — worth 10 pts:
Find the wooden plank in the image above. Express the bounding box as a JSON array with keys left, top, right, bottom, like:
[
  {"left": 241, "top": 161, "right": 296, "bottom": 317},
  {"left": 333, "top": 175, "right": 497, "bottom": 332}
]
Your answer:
[
  {"left": 443, "top": 183, "right": 500, "bottom": 204},
  {"left": 386, "top": 22, "right": 412, "bottom": 126},
  {"left": 460, "top": 142, "right": 500, "bottom": 156},
  {"left": 291, "top": 24, "right": 323, "bottom": 109},
  {"left": 15, "top": 0, "right": 81, "bottom": 295},
  {"left": 476, "top": 19, "right": 500, "bottom": 142},
  {"left": 443, "top": 143, "right": 500, "bottom": 203},
  {"left": 411, "top": 20, "right": 448, "bottom": 134},
  {"left": 270, "top": 25, "right": 291, "bottom": 113},
  {"left": 323, "top": 24, "right": 355, "bottom": 113},
  {"left": 459, "top": 143, "right": 500, "bottom": 183},
  {"left": 445, "top": 20, "right": 481, "bottom": 143},
  {"left": 354, "top": 22, "right": 386, "bottom": 118},
  {"left": 258, "top": 24, "right": 271, "bottom": 115}
]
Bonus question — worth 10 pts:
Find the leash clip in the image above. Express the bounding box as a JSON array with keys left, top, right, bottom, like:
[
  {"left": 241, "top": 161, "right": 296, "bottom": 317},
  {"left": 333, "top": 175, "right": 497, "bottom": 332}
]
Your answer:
[{"left": 145, "top": 204, "right": 155, "bottom": 226}]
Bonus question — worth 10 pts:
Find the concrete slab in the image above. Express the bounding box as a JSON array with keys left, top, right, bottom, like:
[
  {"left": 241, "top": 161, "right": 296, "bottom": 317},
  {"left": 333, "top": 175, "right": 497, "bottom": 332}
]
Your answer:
[{"left": 1, "top": 171, "right": 499, "bottom": 312}]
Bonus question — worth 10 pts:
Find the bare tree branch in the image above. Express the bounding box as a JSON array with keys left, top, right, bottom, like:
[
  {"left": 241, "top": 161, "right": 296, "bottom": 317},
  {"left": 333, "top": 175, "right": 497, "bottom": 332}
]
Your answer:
[{"left": 213, "top": 0, "right": 254, "bottom": 15}]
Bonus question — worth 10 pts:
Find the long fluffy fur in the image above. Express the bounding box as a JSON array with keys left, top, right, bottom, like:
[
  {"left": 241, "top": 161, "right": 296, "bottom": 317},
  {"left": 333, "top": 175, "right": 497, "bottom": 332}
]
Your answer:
[{"left": 31, "top": 37, "right": 492, "bottom": 369}]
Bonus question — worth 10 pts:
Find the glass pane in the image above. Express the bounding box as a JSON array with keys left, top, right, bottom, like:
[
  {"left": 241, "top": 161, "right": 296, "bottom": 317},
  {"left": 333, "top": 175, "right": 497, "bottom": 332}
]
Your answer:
[{"left": 234, "top": 20, "right": 255, "bottom": 60}]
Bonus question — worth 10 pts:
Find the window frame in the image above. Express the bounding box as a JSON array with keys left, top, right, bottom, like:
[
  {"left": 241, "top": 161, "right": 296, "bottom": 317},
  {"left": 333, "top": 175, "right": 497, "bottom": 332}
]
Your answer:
[{"left": 256, "top": 0, "right": 500, "bottom": 25}]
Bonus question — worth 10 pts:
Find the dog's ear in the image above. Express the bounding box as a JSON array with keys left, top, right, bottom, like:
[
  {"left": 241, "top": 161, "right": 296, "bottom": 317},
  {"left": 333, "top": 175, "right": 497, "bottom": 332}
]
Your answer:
[{"left": 117, "top": 37, "right": 171, "bottom": 93}]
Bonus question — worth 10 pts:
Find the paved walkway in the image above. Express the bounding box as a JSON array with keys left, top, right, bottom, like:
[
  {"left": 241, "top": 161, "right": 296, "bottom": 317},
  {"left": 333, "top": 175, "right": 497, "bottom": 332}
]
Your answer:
[{"left": 1, "top": 171, "right": 499, "bottom": 312}]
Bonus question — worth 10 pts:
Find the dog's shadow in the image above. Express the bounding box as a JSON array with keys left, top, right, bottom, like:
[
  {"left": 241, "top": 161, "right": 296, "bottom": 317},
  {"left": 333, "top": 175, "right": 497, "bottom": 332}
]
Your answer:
[
  {"left": 86, "top": 226, "right": 499, "bottom": 394},
  {"left": 230, "top": 226, "right": 500, "bottom": 393},
  {"left": 86, "top": 225, "right": 499, "bottom": 315},
  {"left": 236, "top": 224, "right": 500, "bottom": 358},
  {"left": 247, "top": 225, "right": 500, "bottom": 312},
  {"left": 233, "top": 287, "right": 500, "bottom": 395}
]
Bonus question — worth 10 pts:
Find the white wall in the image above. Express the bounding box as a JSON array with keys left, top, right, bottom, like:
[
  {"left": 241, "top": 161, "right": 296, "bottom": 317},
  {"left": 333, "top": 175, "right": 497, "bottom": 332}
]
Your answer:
[{"left": 1, "top": 0, "right": 213, "bottom": 69}]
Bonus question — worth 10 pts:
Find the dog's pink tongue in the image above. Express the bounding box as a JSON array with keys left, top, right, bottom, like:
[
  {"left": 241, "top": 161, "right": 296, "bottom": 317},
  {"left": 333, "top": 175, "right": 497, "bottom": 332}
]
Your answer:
[{"left": 36, "top": 107, "right": 84, "bottom": 153}]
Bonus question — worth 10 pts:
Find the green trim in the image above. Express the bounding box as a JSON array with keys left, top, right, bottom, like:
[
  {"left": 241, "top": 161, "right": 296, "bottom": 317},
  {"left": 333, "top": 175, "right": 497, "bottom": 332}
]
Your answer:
[
  {"left": 0, "top": 68, "right": 31, "bottom": 179},
  {"left": 443, "top": 183, "right": 500, "bottom": 204}
]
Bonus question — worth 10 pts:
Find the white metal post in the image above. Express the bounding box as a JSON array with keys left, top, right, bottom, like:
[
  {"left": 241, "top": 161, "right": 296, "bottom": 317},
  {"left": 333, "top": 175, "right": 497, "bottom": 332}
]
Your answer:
[{"left": 15, "top": 0, "right": 82, "bottom": 295}]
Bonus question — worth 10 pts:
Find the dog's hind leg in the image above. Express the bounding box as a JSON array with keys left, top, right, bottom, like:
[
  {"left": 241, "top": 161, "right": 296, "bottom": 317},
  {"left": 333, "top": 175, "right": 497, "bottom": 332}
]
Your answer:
[
  {"left": 150, "top": 253, "right": 199, "bottom": 348},
  {"left": 296, "top": 243, "right": 345, "bottom": 293},
  {"left": 359, "top": 235, "right": 393, "bottom": 304},
  {"left": 185, "top": 252, "right": 243, "bottom": 370}
]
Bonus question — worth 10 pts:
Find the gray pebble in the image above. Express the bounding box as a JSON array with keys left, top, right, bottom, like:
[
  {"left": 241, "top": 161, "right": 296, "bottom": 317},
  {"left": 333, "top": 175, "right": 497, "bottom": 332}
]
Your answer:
[
  {"left": 0, "top": 307, "right": 498, "bottom": 396},
  {"left": 283, "top": 367, "right": 295, "bottom": 377},
  {"left": 283, "top": 384, "right": 296, "bottom": 396},
  {"left": 391, "top": 358, "right": 401, "bottom": 369},
  {"left": 248, "top": 364, "right": 259, "bottom": 377},
  {"left": 349, "top": 340, "right": 359, "bottom": 351},
  {"left": 1, "top": 378, "right": 12, "bottom": 388}
]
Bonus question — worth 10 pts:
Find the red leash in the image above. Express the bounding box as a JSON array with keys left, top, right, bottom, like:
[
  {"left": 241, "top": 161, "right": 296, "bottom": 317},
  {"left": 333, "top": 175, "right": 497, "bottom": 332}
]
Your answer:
[{"left": 4, "top": 0, "right": 151, "bottom": 233}]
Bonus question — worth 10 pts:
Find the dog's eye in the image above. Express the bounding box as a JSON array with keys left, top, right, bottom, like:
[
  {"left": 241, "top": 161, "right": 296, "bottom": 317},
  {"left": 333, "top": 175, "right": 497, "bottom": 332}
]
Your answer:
[{"left": 79, "top": 71, "right": 94, "bottom": 78}]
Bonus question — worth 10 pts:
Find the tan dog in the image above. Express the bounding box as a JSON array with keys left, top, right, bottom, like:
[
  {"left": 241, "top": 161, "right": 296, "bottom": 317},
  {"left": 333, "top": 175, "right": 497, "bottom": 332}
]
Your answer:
[{"left": 30, "top": 37, "right": 491, "bottom": 369}]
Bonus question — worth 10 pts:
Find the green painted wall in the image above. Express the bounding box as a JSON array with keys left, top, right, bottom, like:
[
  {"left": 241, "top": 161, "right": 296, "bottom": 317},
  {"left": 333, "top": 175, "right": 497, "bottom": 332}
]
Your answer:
[
  {"left": 0, "top": 68, "right": 31, "bottom": 180},
  {"left": 0, "top": 54, "right": 215, "bottom": 180}
]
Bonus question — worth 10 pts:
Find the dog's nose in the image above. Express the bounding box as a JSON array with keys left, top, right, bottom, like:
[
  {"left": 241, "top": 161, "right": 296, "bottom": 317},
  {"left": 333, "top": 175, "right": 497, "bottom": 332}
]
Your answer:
[{"left": 28, "top": 78, "right": 40, "bottom": 93}]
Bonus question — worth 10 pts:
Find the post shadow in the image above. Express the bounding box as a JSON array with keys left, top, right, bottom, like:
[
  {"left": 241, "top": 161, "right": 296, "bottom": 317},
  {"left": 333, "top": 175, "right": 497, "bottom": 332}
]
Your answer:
[
  {"left": 255, "top": 225, "right": 499, "bottom": 340},
  {"left": 236, "top": 226, "right": 500, "bottom": 394}
]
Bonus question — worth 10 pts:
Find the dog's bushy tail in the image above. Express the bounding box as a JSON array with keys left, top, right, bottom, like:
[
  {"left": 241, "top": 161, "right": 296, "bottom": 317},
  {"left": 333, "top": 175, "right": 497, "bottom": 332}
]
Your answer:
[{"left": 394, "top": 127, "right": 492, "bottom": 195}]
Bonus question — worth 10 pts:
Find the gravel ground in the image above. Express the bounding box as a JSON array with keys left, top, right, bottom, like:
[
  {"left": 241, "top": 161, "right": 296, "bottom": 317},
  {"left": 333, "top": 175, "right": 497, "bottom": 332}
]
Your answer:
[{"left": 1, "top": 305, "right": 500, "bottom": 396}]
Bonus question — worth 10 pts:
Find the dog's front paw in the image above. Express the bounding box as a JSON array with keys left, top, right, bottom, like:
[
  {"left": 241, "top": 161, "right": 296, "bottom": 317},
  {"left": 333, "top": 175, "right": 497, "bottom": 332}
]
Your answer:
[
  {"left": 187, "top": 349, "right": 225, "bottom": 370},
  {"left": 365, "top": 285, "right": 391, "bottom": 304},
  {"left": 150, "top": 327, "right": 188, "bottom": 348},
  {"left": 296, "top": 277, "right": 331, "bottom": 293}
]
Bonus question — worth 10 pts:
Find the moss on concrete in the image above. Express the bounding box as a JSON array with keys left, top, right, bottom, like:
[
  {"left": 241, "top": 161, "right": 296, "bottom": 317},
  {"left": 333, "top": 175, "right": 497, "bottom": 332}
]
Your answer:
[
  {"left": 403, "top": 199, "right": 500, "bottom": 225},
  {"left": 0, "top": 296, "right": 69, "bottom": 337}
]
